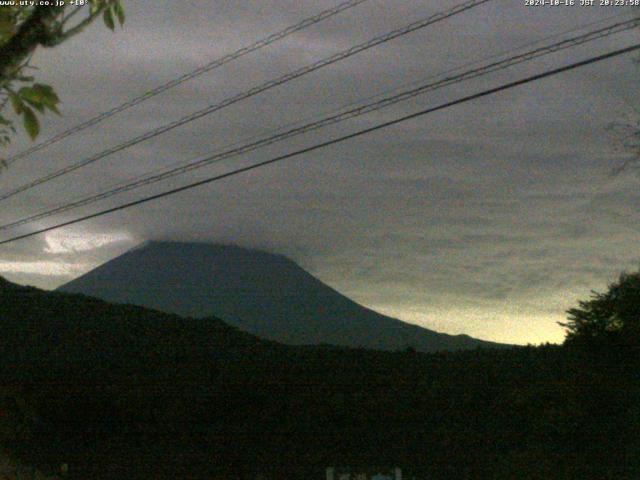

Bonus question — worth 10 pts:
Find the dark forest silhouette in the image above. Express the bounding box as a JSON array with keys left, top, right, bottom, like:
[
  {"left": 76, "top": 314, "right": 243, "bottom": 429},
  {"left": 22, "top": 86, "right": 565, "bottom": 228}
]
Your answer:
[{"left": 0, "top": 272, "right": 638, "bottom": 479}]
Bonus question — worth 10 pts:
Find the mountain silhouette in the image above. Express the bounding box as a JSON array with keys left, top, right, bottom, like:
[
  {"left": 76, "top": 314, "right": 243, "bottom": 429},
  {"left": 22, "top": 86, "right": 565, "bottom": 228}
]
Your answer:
[{"left": 59, "top": 241, "right": 502, "bottom": 351}]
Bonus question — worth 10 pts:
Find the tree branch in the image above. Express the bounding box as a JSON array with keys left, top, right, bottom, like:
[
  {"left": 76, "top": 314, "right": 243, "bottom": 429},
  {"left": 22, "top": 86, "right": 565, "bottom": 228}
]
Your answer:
[
  {"left": 60, "top": 6, "right": 84, "bottom": 27},
  {"left": 44, "top": 5, "right": 107, "bottom": 47},
  {"left": 0, "top": 6, "right": 65, "bottom": 82}
]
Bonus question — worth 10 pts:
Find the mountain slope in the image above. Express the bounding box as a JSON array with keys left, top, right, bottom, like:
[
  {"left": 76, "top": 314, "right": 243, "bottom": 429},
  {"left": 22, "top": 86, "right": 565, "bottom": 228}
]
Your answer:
[
  {"left": 0, "top": 274, "right": 268, "bottom": 383},
  {"left": 0, "top": 276, "right": 279, "bottom": 478},
  {"left": 58, "top": 241, "right": 501, "bottom": 351}
]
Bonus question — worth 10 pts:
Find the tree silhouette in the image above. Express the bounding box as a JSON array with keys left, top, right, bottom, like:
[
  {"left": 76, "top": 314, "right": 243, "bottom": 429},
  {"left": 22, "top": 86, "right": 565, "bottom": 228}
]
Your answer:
[{"left": 560, "top": 270, "right": 640, "bottom": 348}]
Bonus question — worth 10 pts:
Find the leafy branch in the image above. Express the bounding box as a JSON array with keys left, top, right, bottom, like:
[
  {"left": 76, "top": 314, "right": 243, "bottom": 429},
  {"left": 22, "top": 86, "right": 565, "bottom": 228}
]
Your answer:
[{"left": 0, "top": 1, "right": 124, "bottom": 161}]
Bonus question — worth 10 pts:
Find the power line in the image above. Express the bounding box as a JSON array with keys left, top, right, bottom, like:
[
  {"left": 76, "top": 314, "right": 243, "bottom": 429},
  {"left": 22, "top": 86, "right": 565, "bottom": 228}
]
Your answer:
[
  {"left": 1, "top": 43, "right": 637, "bottom": 247},
  {"left": 3, "top": 17, "right": 636, "bottom": 231},
  {"left": 0, "top": 0, "right": 492, "bottom": 203},
  {"left": 3, "top": 0, "right": 370, "bottom": 167},
  {"left": 2, "top": 16, "right": 637, "bottom": 232},
  {"left": 100, "top": 9, "right": 634, "bottom": 195}
]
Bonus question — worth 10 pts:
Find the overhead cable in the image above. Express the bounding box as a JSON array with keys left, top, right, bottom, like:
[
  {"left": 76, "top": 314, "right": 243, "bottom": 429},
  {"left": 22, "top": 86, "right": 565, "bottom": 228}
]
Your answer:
[
  {"left": 4, "top": 0, "right": 371, "bottom": 167},
  {"left": 2, "top": 17, "right": 637, "bottom": 232},
  {"left": 0, "top": 0, "right": 492, "bottom": 202},
  {"left": 1, "top": 43, "right": 637, "bottom": 246}
]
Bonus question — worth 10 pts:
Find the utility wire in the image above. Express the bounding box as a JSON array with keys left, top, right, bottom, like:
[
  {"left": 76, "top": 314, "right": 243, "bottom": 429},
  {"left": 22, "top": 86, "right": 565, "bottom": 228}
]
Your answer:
[
  {"left": 0, "top": 0, "right": 492, "bottom": 202},
  {"left": 81, "top": 9, "right": 633, "bottom": 202},
  {"left": 1, "top": 17, "right": 637, "bottom": 232},
  {"left": 1, "top": 43, "right": 637, "bottom": 247},
  {"left": 3, "top": 0, "right": 370, "bottom": 167}
]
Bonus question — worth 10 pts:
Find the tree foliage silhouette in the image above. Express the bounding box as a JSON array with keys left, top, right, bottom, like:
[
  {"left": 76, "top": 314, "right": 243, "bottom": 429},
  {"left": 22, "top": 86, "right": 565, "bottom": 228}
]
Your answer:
[{"left": 561, "top": 270, "right": 640, "bottom": 347}]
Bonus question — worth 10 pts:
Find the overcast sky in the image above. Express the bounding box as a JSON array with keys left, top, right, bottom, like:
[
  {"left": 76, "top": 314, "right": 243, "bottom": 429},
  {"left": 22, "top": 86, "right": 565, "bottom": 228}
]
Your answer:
[{"left": 0, "top": 0, "right": 638, "bottom": 344}]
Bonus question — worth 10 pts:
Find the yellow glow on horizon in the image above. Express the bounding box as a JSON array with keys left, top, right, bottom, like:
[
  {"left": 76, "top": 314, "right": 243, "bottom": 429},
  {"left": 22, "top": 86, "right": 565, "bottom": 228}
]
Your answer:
[{"left": 370, "top": 304, "right": 567, "bottom": 345}]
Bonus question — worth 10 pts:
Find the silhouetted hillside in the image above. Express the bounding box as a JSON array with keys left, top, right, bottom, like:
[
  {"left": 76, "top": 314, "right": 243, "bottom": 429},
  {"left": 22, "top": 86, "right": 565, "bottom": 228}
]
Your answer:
[
  {"left": 0, "top": 278, "right": 638, "bottom": 479},
  {"left": 59, "top": 241, "right": 504, "bottom": 352}
]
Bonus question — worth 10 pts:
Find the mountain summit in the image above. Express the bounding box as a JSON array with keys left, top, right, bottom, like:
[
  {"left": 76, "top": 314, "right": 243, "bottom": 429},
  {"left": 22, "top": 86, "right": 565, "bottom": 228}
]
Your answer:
[{"left": 59, "top": 241, "right": 501, "bottom": 351}]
